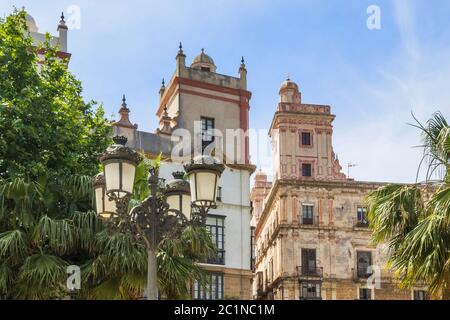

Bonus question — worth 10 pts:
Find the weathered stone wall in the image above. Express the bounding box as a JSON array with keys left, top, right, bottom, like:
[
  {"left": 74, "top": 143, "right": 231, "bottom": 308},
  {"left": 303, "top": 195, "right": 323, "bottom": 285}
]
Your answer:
[{"left": 252, "top": 180, "right": 424, "bottom": 300}]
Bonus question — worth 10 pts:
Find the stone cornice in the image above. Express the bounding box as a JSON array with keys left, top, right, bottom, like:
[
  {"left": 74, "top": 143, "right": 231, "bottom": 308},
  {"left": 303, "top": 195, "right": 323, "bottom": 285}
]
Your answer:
[
  {"left": 157, "top": 76, "right": 252, "bottom": 117},
  {"left": 269, "top": 111, "right": 336, "bottom": 135},
  {"left": 255, "top": 179, "right": 388, "bottom": 237}
]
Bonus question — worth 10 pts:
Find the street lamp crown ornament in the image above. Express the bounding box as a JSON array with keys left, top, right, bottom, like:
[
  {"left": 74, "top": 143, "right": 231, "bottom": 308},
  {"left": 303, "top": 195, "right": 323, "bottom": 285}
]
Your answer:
[
  {"left": 165, "top": 171, "right": 190, "bottom": 194},
  {"left": 101, "top": 136, "right": 142, "bottom": 164},
  {"left": 113, "top": 135, "right": 127, "bottom": 145},
  {"left": 183, "top": 155, "right": 225, "bottom": 174}
]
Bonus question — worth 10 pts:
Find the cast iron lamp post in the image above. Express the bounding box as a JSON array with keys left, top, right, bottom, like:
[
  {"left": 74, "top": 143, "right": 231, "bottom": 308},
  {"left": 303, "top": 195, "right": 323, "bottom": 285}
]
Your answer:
[{"left": 92, "top": 136, "right": 224, "bottom": 300}]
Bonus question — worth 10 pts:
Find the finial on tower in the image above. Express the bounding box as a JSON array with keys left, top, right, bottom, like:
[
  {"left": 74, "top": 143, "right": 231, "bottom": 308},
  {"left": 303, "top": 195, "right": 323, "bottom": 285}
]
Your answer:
[
  {"left": 178, "top": 42, "right": 183, "bottom": 53},
  {"left": 58, "top": 11, "right": 68, "bottom": 31},
  {"left": 240, "top": 56, "right": 246, "bottom": 69},
  {"left": 159, "top": 79, "right": 166, "bottom": 99},
  {"left": 158, "top": 105, "right": 172, "bottom": 135},
  {"left": 239, "top": 56, "right": 247, "bottom": 89},
  {"left": 113, "top": 94, "right": 137, "bottom": 129}
]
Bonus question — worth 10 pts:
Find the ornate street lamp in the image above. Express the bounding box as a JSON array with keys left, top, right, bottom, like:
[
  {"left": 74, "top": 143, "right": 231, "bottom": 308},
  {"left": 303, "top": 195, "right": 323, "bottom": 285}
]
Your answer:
[{"left": 93, "top": 136, "right": 225, "bottom": 300}]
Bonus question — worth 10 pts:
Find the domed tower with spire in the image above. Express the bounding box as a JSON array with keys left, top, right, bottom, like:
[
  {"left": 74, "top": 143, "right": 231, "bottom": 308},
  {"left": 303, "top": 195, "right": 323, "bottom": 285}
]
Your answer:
[
  {"left": 269, "top": 76, "right": 347, "bottom": 181},
  {"left": 190, "top": 48, "right": 217, "bottom": 72},
  {"left": 279, "top": 76, "right": 301, "bottom": 104}
]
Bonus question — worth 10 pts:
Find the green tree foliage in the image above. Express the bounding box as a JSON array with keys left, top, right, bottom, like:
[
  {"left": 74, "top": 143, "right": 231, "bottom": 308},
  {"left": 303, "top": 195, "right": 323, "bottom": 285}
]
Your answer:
[
  {"left": 0, "top": 10, "right": 217, "bottom": 300},
  {"left": 367, "top": 112, "right": 450, "bottom": 299},
  {"left": 0, "top": 10, "right": 111, "bottom": 179}
]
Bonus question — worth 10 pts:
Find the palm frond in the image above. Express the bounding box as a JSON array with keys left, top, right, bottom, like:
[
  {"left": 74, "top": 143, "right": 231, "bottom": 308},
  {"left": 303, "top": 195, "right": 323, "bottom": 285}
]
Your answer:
[
  {"left": 15, "top": 253, "right": 68, "bottom": 299},
  {"left": 72, "top": 210, "right": 103, "bottom": 252},
  {"left": 0, "top": 262, "right": 15, "bottom": 295},
  {"left": 0, "top": 229, "right": 28, "bottom": 263},
  {"left": 32, "top": 215, "right": 75, "bottom": 255},
  {"left": 367, "top": 184, "right": 423, "bottom": 246}
]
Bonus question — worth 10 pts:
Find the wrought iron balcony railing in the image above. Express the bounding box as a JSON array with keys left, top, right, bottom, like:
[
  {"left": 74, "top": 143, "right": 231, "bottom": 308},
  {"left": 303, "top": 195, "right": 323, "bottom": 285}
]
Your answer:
[
  {"left": 206, "top": 250, "right": 225, "bottom": 265},
  {"left": 297, "top": 266, "right": 324, "bottom": 278},
  {"left": 353, "top": 267, "right": 373, "bottom": 280},
  {"left": 355, "top": 220, "right": 369, "bottom": 228},
  {"left": 299, "top": 215, "right": 320, "bottom": 226},
  {"left": 300, "top": 295, "right": 322, "bottom": 300}
]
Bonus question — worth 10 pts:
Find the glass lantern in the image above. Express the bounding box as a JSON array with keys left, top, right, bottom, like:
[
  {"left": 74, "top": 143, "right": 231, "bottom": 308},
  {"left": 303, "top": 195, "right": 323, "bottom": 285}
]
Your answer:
[
  {"left": 184, "top": 155, "right": 225, "bottom": 208},
  {"left": 164, "top": 171, "right": 192, "bottom": 220},
  {"left": 100, "top": 136, "right": 142, "bottom": 199}
]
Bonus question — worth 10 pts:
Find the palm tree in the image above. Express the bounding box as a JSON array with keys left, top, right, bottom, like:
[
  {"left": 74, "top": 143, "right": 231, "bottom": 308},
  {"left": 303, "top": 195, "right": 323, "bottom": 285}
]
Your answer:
[
  {"left": 0, "top": 158, "right": 217, "bottom": 300},
  {"left": 0, "top": 175, "right": 100, "bottom": 299},
  {"left": 367, "top": 112, "right": 450, "bottom": 299}
]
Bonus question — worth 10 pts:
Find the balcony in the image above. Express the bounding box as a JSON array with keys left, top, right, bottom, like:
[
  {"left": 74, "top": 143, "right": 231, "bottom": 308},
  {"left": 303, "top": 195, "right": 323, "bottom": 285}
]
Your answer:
[
  {"left": 297, "top": 266, "right": 323, "bottom": 279},
  {"left": 355, "top": 220, "right": 369, "bottom": 228},
  {"left": 206, "top": 250, "right": 225, "bottom": 265},
  {"left": 300, "top": 295, "right": 322, "bottom": 300},
  {"left": 352, "top": 267, "right": 373, "bottom": 280},
  {"left": 299, "top": 215, "right": 320, "bottom": 227},
  {"left": 255, "top": 272, "right": 264, "bottom": 299}
]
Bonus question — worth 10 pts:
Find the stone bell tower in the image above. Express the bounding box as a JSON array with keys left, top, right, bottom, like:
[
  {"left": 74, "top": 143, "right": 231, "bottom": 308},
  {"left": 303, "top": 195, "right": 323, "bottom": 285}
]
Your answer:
[
  {"left": 156, "top": 44, "right": 252, "bottom": 164},
  {"left": 270, "top": 77, "right": 347, "bottom": 181}
]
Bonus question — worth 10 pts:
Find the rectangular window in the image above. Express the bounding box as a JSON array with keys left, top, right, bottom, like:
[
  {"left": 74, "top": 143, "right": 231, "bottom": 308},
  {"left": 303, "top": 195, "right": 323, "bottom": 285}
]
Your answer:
[
  {"left": 413, "top": 290, "right": 427, "bottom": 300},
  {"left": 301, "top": 163, "right": 312, "bottom": 177},
  {"left": 201, "top": 117, "right": 215, "bottom": 150},
  {"left": 302, "top": 205, "right": 314, "bottom": 225},
  {"left": 300, "top": 282, "right": 321, "bottom": 300},
  {"left": 193, "top": 273, "right": 223, "bottom": 300},
  {"left": 357, "top": 207, "right": 369, "bottom": 227},
  {"left": 250, "top": 227, "right": 256, "bottom": 271},
  {"left": 206, "top": 215, "right": 225, "bottom": 265},
  {"left": 359, "top": 288, "right": 372, "bottom": 300},
  {"left": 301, "top": 249, "right": 317, "bottom": 275},
  {"left": 301, "top": 132, "right": 311, "bottom": 146},
  {"left": 356, "top": 251, "right": 373, "bottom": 278}
]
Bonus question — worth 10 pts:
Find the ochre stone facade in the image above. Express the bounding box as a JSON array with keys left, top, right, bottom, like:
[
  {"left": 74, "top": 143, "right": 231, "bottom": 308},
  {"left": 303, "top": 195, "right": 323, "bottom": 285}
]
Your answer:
[{"left": 251, "top": 79, "right": 429, "bottom": 300}]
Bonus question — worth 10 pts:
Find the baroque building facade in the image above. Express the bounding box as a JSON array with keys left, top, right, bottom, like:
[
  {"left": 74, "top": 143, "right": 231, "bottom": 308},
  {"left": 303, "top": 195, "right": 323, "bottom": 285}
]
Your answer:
[
  {"left": 113, "top": 46, "right": 255, "bottom": 300},
  {"left": 250, "top": 79, "right": 429, "bottom": 300}
]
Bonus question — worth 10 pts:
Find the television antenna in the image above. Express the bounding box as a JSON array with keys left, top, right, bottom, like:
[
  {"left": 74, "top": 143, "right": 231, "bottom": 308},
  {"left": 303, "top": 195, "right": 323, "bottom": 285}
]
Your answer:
[{"left": 347, "top": 163, "right": 358, "bottom": 179}]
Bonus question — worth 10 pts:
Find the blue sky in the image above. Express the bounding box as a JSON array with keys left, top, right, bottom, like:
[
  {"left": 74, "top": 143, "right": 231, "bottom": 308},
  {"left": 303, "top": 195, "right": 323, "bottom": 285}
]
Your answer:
[{"left": 1, "top": 0, "right": 450, "bottom": 183}]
